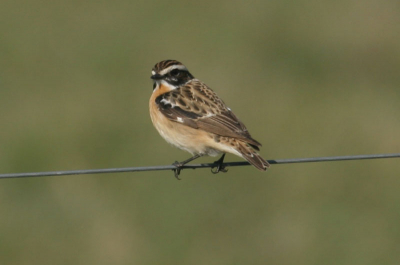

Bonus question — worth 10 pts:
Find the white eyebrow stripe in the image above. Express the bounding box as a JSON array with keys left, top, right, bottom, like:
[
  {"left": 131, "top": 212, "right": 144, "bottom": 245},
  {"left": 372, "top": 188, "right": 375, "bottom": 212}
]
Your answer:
[{"left": 159, "top": 65, "right": 188, "bottom": 76}]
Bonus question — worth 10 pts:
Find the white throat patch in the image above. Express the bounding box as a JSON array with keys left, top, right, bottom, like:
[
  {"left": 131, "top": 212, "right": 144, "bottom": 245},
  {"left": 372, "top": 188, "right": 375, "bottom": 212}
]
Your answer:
[{"left": 153, "top": 79, "right": 178, "bottom": 92}]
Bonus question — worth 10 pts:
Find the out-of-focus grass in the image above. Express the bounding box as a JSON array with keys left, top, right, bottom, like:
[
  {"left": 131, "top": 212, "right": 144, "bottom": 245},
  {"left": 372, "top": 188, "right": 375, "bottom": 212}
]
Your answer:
[{"left": 0, "top": 0, "right": 399, "bottom": 264}]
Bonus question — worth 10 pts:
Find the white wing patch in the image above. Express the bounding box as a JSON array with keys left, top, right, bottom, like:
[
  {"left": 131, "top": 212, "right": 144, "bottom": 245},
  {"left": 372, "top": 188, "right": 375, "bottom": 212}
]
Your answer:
[
  {"left": 160, "top": 98, "right": 176, "bottom": 108},
  {"left": 203, "top": 112, "right": 215, "bottom": 118},
  {"left": 176, "top": 117, "right": 184, "bottom": 123}
]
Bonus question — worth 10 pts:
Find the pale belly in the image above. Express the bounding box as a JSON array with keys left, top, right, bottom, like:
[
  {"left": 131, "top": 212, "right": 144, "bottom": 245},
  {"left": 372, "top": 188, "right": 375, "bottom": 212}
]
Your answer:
[{"left": 150, "top": 108, "right": 222, "bottom": 156}]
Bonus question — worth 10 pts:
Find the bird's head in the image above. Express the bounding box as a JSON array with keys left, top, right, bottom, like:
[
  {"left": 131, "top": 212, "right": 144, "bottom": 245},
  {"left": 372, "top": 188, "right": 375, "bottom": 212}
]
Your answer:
[{"left": 151, "top": 60, "right": 194, "bottom": 90}]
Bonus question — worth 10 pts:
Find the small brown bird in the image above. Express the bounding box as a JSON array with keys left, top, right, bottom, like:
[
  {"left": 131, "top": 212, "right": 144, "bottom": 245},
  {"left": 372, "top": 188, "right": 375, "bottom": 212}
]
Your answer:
[{"left": 149, "top": 60, "right": 269, "bottom": 178}]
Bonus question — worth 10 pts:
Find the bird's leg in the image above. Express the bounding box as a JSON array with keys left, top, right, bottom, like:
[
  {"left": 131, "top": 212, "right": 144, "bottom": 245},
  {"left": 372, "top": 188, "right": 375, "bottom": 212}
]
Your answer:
[
  {"left": 172, "top": 154, "right": 202, "bottom": 180},
  {"left": 211, "top": 153, "right": 228, "bottom": 174}
]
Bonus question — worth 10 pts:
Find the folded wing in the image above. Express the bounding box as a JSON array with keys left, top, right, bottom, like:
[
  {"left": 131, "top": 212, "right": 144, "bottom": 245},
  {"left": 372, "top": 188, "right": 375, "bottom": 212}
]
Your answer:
[{"left": 155, "top": 80, "right": 261, "bottom": 150}]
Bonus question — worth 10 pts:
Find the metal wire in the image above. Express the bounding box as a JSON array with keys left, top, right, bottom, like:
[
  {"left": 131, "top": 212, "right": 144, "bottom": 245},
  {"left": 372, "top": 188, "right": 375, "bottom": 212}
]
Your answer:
[{"left": 0, "top": 153, "right": 399, "bottom": 179}]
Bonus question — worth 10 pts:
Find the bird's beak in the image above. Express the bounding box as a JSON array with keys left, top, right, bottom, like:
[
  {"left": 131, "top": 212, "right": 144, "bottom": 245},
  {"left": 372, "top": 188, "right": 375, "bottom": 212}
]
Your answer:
[{"left": 151, "top": 73, "right": 163, "bottom": 80}]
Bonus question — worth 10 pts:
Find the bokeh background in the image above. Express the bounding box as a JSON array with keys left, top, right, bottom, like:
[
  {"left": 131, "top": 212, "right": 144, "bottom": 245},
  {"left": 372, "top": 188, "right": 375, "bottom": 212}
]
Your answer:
[{"left": 1, "top": 0, "right": 400, "bottom": 264}]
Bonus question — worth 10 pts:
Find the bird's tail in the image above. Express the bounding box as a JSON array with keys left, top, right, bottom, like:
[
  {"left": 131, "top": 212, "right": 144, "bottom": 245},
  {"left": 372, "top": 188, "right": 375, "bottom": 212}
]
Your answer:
[{"left": 236, "top": 140, "right": 270, "bottom": 171}]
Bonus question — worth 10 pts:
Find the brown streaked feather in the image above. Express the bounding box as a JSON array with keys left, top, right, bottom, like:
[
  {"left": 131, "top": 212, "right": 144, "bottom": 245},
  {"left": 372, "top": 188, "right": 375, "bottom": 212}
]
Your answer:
[
  {"left": 155, "top": 79, "right": 262, "bottom": 149},
  {"left": 153, "top": 60, "right": 183, "bottom": 72},
  {"left": 235, "top": 140, "right": 270, "bottom": 170}
]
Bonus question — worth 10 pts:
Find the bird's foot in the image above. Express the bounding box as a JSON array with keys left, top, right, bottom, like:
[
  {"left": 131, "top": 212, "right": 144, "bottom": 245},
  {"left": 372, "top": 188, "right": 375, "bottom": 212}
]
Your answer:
[
  {"left": 211, "top": 154, "right": 228, "bottom": 174},
  {"left": 171, "top": 154, "right": 202, "bottom": 180},
  {"left": 172, "top": 161, "right": 183, "bottom": 180}
]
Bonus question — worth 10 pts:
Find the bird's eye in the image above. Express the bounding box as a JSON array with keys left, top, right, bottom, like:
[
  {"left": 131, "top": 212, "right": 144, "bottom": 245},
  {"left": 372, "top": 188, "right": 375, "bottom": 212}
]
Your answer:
[{"left": 170, "top": 69, "right": 180, "bottom": 77}]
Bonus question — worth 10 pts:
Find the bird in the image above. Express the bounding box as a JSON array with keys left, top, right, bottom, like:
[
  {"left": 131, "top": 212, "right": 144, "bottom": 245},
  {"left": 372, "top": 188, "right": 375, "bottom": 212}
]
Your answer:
[{"left": 149, "top": 60, "right": 270, "bottom": 179}]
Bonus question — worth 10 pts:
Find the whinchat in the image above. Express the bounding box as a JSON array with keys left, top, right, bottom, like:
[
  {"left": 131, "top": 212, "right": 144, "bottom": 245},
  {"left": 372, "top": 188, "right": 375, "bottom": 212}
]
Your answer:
[{"left": 149, "top": 60, "right": 270, "bottom": 178}]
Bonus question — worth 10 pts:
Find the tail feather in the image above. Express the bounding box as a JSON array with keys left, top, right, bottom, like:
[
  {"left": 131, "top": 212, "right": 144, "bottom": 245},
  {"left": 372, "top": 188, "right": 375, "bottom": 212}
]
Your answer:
[{"left": 237, "top": 141, "right": 270, "bottom": 171}]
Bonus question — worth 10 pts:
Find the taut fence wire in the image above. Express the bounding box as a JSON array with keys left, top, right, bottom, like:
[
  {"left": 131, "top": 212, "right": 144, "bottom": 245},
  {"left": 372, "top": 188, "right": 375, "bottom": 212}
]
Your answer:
[{"left": 0, "top": 153, "right": 399, "bottom": 179}]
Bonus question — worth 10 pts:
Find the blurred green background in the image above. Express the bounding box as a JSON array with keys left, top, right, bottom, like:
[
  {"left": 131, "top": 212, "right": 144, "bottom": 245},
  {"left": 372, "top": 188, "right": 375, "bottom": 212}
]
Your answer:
[{"left": 1, "top": 0, "right": 400, "bottom": 264}]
